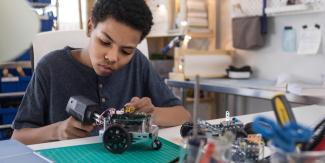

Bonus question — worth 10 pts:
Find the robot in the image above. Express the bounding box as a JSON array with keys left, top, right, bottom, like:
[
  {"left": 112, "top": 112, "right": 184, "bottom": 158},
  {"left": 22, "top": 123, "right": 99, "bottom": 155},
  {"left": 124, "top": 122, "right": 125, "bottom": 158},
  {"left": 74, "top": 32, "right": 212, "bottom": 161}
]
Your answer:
[
  {"left": 180, "top": 111, "right": 247, "bottom": 139},
  {"left": 66, "top": 96, "right": 162, "bottom": 154}
]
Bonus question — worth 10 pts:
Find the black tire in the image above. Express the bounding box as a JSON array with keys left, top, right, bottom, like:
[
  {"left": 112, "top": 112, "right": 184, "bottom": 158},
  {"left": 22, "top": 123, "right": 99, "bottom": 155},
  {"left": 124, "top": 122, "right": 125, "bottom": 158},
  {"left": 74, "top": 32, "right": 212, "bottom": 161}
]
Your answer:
[
  {"left": 180, "top": 122, "right": 193, "bottom": 137},
  {"left": 152, "top": 139, "right": 162, "bottom": 150},
  {"left": 103, "top": 124, "right": 130, "bottom": 154}
]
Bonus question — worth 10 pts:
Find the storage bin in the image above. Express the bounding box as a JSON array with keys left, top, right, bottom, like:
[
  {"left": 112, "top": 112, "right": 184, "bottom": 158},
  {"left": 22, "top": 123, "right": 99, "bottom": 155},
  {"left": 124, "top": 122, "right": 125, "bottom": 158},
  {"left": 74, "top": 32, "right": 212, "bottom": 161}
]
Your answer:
[
  {"left": 1, "top": 76, "right": 32, "bottom": 93},
  {"left": 0, "top": 108, "right": 16, "bottom": 140},
  {"left": 41, "top": 11, "right": 55, "bottom": 32},
  {"left": 0, "top": 128, "right": 13, "bottom": 140},
  {"left": 0, "top": 68, "right": 32, "bottom": 93},
  {"left": 28, "top": 0, "right": 51, "bottom": 4},
  {"left": 0, "top": 108, "right": 18, "bottom": 125}
]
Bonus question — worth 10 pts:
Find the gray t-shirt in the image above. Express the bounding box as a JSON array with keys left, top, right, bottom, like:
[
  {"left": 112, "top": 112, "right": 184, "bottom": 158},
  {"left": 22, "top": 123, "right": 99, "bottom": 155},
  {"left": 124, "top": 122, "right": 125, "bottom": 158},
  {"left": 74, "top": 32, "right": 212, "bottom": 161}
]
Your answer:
[{"left": 13, "top": 47, "right": 181, "bottom": 129}]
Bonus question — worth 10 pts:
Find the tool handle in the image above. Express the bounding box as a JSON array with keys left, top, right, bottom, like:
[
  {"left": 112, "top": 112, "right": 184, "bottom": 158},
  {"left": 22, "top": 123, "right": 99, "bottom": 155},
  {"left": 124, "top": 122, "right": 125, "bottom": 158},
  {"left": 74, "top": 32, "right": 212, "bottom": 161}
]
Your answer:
[{"left": 271, "top": 94, "right": 296, "bottom": 126}]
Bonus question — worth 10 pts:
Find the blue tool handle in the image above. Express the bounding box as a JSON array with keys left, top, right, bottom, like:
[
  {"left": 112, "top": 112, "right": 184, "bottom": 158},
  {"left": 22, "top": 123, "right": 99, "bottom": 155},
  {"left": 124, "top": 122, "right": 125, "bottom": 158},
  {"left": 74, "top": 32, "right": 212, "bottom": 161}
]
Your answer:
[
  {"left": 252, "top": 116, "right": 277, "bottom": 139},
  {"left": 284, "top": 122, "right": 313, "bottom": 142},
  {"left": 161, "top": 46, "right": 170, "bottom": 55}
]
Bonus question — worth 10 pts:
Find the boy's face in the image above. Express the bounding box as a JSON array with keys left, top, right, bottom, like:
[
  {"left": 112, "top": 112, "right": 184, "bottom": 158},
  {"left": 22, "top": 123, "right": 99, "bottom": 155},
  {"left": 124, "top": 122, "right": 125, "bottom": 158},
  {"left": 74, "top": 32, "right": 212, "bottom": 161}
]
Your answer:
[{"left": 87, "top": 17, "right": 141, "bottom": 76}]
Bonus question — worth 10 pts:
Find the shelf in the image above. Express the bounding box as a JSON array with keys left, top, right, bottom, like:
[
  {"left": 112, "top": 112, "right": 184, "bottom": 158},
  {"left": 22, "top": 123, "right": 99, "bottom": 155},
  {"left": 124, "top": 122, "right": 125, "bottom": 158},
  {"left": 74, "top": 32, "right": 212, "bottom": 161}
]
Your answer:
[
  {"left": 0, "top": 61, "right": 31, "bottom": 68},
  {"left": 148, "top": 32, "right": 183, "bottom": 38},
  {"left": 29, "top": 2, "right": 51, "bottom": 8},
  {"left": 0, "top": 92, "right": 25, "bottom": 98},
  {"left": 187, "top": 31, "right": 214, "bottom": 38},
  {"left": 0, "top": 124, "right": 11, "bottom": 129},
  {"left": 266, "top": 4, "right": 325, "bottom": 16}
]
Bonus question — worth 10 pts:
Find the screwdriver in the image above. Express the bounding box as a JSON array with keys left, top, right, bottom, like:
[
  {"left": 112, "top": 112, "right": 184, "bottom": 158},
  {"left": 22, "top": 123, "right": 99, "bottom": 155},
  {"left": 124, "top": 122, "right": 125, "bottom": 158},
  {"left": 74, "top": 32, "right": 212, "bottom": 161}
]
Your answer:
[{"left": 271, "top": 93, "right": 296, "bottom": 126}]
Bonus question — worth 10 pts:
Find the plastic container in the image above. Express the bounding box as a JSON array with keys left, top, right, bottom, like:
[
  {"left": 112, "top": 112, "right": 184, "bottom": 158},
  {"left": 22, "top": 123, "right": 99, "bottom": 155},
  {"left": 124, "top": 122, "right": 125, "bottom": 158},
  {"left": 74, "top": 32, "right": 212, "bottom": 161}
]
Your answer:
[
  {"left": 0, "top": 108, "right": 18, "bottom": 125},
  {"left": 1, "top": 76, "right": 32, "bottom": 93},
  {"left": 0, "top": 67, "right": 32, "bottom": 93},
  {"left": 0, "top": 108, "right": 17, "bottom": 140},
  {"left": 0, "top": 128, "right": 13, "bottom": 140},
  {"left": 41, "top": 11, "right": 55, "bottom": 32},
  {"left": 270, "top": 144, "right": 325, "bottom": 163},
  {"left": 28, "top": 0, "right": 51, "bottom": 4}
]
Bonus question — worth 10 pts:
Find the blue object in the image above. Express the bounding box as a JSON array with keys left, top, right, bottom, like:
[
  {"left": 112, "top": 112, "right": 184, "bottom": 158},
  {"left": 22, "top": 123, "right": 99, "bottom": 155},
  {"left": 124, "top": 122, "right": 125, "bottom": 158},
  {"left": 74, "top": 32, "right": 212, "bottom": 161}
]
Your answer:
[
  {"left": 28, "top": 0, "right": 51, "bottom": 5},
  {"left": 252, "top": 116, "right": 312, "bottom": 153},
  {"left": 1, "top": 76, "right": 32, "bottom": 93},
  {"left": 0, "top": 128, "right": 13, "bottom": 140},
  {"left": 41, "top": 11, "right": 55, "bottom": 32},
  {"left": 0, "top": 108, "right": 18, "bottom": 124},
  {"left": 161, "top": 36, "right": 184, "bottom": 55},
  {"left": 0, "top": 68, "right": 32, "bottom": 93},
  {"left": 15, "top": 49, "right": 32, "bottom": 61}
]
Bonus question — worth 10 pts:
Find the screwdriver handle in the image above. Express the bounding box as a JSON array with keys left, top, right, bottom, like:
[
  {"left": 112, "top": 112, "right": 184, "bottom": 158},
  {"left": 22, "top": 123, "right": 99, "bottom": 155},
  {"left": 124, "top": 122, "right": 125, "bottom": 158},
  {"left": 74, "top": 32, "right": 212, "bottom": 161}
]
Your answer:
[{"left": 271, "top": 94, "right": 296, "bottom": 126}]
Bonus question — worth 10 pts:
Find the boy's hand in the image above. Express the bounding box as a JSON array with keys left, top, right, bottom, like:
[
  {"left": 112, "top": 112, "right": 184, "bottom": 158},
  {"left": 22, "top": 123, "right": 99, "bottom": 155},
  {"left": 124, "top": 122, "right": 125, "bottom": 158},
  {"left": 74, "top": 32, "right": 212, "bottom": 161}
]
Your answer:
[
  {"left": 128, "top": 97, "right": 155, "bottom": 113},
  {"left": 56, "top": 116, "right": 94, "bottom": 140}
]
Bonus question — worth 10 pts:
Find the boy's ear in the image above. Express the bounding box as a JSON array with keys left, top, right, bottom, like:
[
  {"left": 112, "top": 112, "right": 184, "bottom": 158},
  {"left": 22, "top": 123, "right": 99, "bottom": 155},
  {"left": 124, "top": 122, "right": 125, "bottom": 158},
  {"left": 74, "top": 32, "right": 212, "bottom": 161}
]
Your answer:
[{"left": 87, "top": 18, "right": 94, "bottom": 37}]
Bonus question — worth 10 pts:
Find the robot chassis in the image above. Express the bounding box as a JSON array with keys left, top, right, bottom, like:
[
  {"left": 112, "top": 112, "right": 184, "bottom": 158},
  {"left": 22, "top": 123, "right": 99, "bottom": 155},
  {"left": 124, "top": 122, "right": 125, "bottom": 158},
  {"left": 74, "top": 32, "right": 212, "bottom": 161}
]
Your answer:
[
  {"left": 180, "top": 111, "right": 247, "bottom": 139},
  {"left": 66, "top": 96, "right": 162, "bottom": 154}
]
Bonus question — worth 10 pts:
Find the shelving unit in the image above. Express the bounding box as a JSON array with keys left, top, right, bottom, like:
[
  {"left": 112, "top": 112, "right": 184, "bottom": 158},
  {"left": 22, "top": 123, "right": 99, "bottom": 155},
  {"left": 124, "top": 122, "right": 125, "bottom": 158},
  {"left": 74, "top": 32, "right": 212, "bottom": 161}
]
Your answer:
[
  {"left": 188, "top": 0, "right": 217, "bottom": 50},
  {"left": 0, "top": 124, "right": 12, "bottom": 129},
  {"left": 0, "top": 0, "right": 56, "bottom": 140},
  {"left": 0, "top": 92, "right": 25, "bottom": 98},
  {"left": 265, "top": 3, "right": 325, "bottom": 16}
]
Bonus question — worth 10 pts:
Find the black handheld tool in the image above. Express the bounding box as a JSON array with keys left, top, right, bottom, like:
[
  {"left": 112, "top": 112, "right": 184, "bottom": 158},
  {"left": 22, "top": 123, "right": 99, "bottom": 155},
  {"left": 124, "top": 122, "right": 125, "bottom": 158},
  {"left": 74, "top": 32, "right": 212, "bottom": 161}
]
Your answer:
[
  {"left": 66, "top": 96, "right": 101, "bottom": 124},
  {"left": 271, "top": 94, "right": 296, "bottom": 126}
]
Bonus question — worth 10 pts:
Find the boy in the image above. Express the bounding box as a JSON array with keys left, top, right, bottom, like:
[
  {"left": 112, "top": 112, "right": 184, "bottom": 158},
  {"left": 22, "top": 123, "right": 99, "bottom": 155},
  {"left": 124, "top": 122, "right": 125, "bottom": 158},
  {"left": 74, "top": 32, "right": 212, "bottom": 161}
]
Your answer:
[{"left": 12, "top": 0, "right": 190, "bottom": 145}]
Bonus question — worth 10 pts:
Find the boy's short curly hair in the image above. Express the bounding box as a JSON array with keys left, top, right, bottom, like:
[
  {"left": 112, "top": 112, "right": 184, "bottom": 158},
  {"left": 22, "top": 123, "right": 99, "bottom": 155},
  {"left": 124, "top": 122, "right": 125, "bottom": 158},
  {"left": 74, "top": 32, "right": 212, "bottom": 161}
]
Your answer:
[{"left": 92, "top": 0, "right": 153, "bottom": 41}]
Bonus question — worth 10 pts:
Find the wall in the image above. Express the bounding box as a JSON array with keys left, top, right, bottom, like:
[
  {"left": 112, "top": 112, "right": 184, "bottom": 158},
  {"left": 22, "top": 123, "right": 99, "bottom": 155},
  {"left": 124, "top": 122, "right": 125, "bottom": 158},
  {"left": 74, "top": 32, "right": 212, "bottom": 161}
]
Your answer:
[
  {"left": 216, "top": 1, "right": 325, "bottom": 115},
  {"left": 220, "top": 1, "right": 325, "bottom": 83}
]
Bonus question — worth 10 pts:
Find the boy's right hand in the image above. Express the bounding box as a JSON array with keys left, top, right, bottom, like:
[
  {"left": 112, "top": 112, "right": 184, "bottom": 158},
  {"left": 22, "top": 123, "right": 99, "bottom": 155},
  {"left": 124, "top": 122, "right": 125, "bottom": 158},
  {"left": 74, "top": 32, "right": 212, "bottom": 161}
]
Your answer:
[{"left": 56, "top": 116, "right": 94, "bottom": 140}]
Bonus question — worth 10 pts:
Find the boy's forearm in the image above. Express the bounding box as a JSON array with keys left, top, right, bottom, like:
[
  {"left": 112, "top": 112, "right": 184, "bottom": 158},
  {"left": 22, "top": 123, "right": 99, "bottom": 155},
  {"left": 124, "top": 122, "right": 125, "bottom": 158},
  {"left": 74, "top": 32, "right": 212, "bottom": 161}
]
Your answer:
[
  {"left": 152, "top": 105, "right": 191, "bottom": 127},
  {"left": 11, "top": 122, "right": 60, "bottom": 145}
]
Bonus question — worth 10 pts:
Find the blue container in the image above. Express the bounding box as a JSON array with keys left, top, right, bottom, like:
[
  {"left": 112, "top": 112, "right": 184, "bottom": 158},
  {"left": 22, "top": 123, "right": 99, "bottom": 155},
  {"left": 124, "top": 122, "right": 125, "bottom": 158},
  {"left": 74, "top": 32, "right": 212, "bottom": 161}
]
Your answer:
[
  {"left": 1, "top": 76, "right": 32, "bottom": 93},
  {"left": 41, "top": 12, "right": 55, "bottom": 32},
  {"left": 0, "top": 108, "right": 18, "bottom": 125},
  {"left": 14, "top": 49, "right": 31, "bottom": 61},
  {"left": 28, "top": 0, "right": 51, "bottom": 4},
  {"left": 0, "top": 128, "right": 13, "bottom": 140},
  {"left": 0, "top": 68, "right": 32, "bottom": 93}
]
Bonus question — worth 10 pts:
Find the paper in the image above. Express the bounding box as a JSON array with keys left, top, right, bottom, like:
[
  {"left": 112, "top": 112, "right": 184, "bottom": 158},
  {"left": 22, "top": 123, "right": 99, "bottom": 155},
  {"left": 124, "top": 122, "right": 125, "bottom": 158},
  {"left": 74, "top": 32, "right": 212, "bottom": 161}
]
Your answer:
[
  {"left": 297, "top": 26, "right": 322, "bottom": 55},
  {"left": 0, "top": 139, "right": 52, "bottom": 163},
  {"left": 287, "top": 83, "right": 325, "bottom": 96}
]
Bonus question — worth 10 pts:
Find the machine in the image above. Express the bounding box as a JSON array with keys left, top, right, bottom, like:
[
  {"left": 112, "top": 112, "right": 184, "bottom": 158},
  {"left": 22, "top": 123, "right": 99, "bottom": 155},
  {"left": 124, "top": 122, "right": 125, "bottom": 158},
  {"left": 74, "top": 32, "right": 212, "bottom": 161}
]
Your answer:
[{"left": 66, "top": 96, "right": 162, "bottom": 154}]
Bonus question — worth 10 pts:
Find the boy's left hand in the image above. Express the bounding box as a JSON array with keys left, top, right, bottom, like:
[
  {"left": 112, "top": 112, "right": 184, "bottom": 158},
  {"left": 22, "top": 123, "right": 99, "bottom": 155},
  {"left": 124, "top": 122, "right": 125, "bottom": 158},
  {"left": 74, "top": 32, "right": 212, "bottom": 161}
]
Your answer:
[{"left": 128, "top": 97, "right": 155, "bottom": 113}]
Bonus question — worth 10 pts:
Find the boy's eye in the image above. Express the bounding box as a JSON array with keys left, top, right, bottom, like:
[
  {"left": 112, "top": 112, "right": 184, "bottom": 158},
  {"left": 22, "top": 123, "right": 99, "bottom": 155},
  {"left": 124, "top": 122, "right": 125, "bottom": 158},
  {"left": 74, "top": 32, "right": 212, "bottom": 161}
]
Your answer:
[
  {"left": 122, "top": 50, "right": 133, "bottom": 55},
  {"left": 100, "top": 40, "right": 112, "bottom": 46}
]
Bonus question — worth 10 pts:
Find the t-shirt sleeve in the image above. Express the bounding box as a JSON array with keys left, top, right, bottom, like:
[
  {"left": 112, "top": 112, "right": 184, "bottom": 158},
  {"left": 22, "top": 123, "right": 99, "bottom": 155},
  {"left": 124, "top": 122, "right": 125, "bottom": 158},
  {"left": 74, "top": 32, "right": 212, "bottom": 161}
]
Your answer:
[
  {"left": 12, "top": 66, "right": 49, "bottom": 129},
  {"left": 143, "top": 58, "right": 182, "bottom": 107}
]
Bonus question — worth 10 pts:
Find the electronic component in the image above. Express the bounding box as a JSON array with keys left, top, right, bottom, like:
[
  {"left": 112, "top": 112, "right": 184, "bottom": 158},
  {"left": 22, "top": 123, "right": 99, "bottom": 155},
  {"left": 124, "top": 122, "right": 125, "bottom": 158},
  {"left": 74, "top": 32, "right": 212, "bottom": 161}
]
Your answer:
[
  {"left": 231, "top": 138, "right": 264, "bottom": 162},
  {"left": 180, "top": 117, "right": 246, "bottom": 139}
]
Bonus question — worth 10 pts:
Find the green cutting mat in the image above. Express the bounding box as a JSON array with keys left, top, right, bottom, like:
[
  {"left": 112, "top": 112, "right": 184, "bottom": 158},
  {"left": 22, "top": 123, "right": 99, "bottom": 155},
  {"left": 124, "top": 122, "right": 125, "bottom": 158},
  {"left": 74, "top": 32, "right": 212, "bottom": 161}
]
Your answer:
[{"left": 37, "top": 138, "right": 180, "bottom": 163}]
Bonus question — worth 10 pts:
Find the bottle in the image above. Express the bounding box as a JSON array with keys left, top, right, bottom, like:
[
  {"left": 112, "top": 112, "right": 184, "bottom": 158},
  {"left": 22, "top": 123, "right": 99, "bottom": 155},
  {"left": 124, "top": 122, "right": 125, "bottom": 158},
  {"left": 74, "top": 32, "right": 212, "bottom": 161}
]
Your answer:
[{"left": 282, "top": 26, "right": 296, "bottom": 53}]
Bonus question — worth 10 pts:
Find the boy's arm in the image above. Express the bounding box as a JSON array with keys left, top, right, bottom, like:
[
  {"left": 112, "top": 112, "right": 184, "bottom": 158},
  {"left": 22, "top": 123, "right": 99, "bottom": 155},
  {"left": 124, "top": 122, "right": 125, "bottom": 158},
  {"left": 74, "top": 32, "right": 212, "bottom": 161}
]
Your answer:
[
  {"left": 151, "top": 105, "right": 191, "bottom": 127},
  {"left": 128, "top": 97, "right": 191, "bottom": 127},
  {"left": 12, "top": 122, "right": 61, "bottom": 145},
  {"left": 12, "top": 116, "right": 94, "bottom": 145}
]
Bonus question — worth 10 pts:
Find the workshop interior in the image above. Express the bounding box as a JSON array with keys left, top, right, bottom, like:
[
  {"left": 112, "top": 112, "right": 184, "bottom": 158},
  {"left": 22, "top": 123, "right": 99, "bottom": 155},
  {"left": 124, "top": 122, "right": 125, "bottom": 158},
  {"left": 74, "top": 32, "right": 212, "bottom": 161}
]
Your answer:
[{"left": 0, "top": 0, "right": 325, "bottom": 162}]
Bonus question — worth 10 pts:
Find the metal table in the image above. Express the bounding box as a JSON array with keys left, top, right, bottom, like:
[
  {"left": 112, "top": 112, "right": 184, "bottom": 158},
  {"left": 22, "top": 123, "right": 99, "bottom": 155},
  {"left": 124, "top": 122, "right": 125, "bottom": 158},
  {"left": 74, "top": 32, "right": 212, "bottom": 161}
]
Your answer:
[
  {"left": 167, "top": 78, "right": 325, "bottom": 116},
  {"left": 167, "top": 79, "right": 325, "bottom": 105}
]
